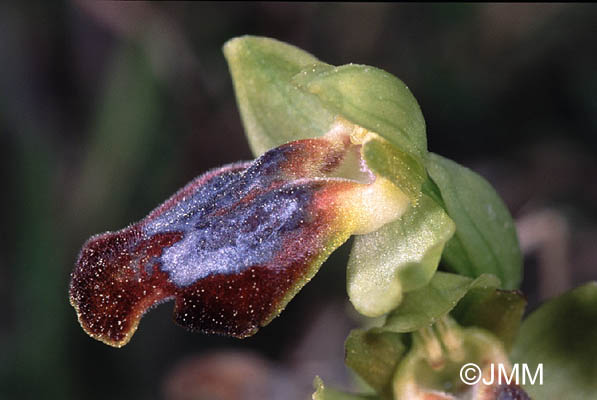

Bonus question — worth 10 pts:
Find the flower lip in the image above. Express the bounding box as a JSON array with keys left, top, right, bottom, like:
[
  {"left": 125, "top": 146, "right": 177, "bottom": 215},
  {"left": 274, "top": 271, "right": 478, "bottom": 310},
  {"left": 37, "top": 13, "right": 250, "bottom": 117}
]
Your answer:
[{"left": 70, "top": 121, "right": 410, "bottom": 347}]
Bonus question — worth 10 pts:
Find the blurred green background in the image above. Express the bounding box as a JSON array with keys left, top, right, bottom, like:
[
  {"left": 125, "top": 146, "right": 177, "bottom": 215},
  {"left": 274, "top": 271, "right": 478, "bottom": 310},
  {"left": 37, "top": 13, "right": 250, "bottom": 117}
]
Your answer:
[{"left": 1, "top": 3, "right": 596, "bottom": 399}]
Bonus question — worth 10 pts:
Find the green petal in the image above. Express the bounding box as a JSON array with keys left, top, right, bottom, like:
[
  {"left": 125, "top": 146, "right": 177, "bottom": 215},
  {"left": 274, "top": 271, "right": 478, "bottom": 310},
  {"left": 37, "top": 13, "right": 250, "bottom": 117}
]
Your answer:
[
  {"left": 223, "top": 36, "right": 335, "bottom": 156},
  {"left": 511, "top": 282, "right": 597, "bottom": 399},
  {"left": 345, "top": 328, "right": 406, "bottom": 399},
  {"left": 347, "top": 195, "right": 455, "bottom": 317},
  {"left": 292, "top": 63, "right": 427, "bottom": 162},
  {"left": 362, "top": 136, "right": 426, "bottom": 204},
  {"left": 384, "top": 272, "right": 500, "bottom": 333},
  {"left": 313, "top": 377, "right": 380, "bottom": 400},
  {"left": 425, "top": 153, "right": 522, "bottom": 289}
]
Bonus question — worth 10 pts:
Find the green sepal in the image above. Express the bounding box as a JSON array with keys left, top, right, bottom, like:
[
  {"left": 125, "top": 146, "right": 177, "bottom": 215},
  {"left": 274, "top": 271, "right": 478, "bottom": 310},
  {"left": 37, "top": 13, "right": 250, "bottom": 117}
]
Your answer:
[
  {"left": 425, "top": 153, "right": 522, "bottom": 289},
  {"left": 292, "top": 63, "right": 427, "bottom": 162},
  {"left": 223, "top": 36, "right": 335, "bottom": 156}
]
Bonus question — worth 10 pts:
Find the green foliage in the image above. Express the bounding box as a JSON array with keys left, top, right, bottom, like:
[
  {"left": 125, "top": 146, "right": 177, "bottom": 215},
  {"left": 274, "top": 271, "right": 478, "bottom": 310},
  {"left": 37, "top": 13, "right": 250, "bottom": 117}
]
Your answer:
[
  {"left": 512, "top": 283, "right": 597, "bottom": 399},
  {"left": 225, "top": 36, "right": 523, "bottom": 310},
  {"left": 222, "top": 35, "right": 588, "bottom": 400},
  {"left": 226, "top": 35, "right": 461, "bottom": 321}
]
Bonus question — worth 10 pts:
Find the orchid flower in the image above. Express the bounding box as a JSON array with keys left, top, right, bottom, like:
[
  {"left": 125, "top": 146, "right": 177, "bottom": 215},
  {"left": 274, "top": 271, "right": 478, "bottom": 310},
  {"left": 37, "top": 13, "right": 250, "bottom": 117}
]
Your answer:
[
  {"left": 69, "top": 36, "right": 522, "bottom": 351},
  {"left": 70, "top": 119, "right": 420, "bottom": 347},
  {"left": 68, "top": 35, "right": 597, "bottom": 400}
]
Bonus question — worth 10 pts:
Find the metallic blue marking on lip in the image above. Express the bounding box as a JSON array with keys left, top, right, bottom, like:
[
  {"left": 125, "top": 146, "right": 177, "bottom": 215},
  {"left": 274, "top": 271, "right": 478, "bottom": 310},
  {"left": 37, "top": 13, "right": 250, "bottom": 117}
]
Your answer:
[
  {"left": 145, "top": 146, "right": 295, "bottom": 233},
  {"left": 150, "top": 185, "right": 313, "bottom": 287},
  {"left": 142, "top": 144, "right": 314, "bottom": 287},
  {"left": 145, "top": 166, "right": 248, "bottom": 231}
]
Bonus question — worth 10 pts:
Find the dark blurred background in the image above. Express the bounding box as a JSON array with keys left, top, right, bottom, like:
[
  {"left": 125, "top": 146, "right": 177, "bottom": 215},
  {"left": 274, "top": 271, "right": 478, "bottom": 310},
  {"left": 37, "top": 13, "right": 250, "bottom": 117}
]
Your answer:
[{"left": 1, "top": 3, "right": 596, "bottom": 399}]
